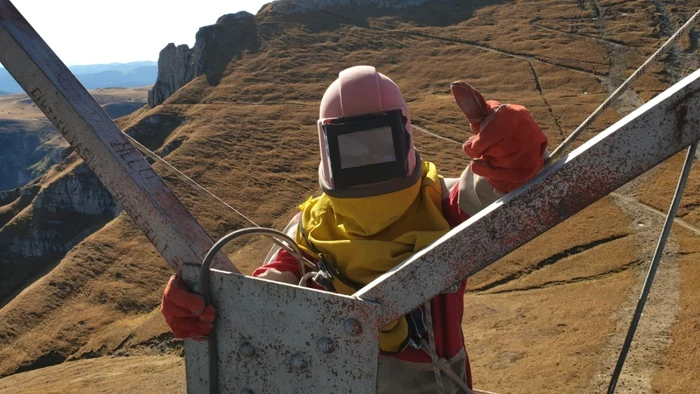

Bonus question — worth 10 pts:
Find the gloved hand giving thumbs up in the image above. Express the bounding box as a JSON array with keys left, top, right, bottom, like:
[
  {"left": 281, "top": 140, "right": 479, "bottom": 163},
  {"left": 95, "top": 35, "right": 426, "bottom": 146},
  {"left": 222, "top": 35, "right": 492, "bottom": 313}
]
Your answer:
[{"left": 451, "top": 81, "right": 548, "bottom": 193}]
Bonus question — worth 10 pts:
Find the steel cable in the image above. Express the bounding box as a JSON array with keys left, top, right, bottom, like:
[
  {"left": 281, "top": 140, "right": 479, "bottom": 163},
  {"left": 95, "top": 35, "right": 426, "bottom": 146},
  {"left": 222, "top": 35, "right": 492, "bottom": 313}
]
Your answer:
[
  {"left": 606, "top": 142, "right": 698, "bottom": 394},
  {"left": 122, "top": 132, "right": 315, "bottom": 269},
  {"left": 548, "top": 9, "right": 700, "bottom": 162}
]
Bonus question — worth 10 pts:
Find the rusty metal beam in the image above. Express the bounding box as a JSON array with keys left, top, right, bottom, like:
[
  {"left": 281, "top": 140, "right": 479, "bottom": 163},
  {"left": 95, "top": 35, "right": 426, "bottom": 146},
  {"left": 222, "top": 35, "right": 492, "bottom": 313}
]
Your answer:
[
  {"left": 356, "top": 69, "right": 700, "bottom": 326},
  {"left": 0, "top": 0, "right": 236, "bottom": 272}
]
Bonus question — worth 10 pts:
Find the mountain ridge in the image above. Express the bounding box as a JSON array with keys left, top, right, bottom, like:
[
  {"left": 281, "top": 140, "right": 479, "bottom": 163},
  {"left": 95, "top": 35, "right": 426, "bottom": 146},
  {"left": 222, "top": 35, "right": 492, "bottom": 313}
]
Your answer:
[{"left": 0, "top": 62, "right": 157, "bottom": 94}]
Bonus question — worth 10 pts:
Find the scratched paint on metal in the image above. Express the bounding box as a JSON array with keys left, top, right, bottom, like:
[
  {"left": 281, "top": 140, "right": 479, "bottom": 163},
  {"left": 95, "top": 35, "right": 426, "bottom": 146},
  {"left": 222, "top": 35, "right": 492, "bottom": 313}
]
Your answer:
[
  {"left": 0, "top": 0, "right": 234, "bottom": 273},
  {"left": 182, "top": 264, "right": 381, "bottom": 394},
  {"left": 357, "top": 69, "right": 700, "bottom": 326}
]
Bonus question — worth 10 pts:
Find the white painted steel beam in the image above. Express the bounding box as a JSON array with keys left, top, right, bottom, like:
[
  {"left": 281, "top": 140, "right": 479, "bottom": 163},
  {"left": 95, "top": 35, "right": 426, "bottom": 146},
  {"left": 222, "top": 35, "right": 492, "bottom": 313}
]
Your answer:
[
  {"left": 0, "top": 0, "right": 235, "bottom": 272},
  {"left": 356, "top": 69, "right": 700, "bottom": 326}
]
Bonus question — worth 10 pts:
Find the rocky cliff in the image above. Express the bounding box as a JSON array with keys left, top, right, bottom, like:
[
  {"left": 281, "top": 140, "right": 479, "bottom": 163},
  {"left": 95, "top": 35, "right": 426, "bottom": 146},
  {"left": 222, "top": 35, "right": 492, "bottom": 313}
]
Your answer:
[
  {"left": 0, "top": 103, "right": 184, "bottom": 308},
  {"left": 0, "top": 120, "right": 66, "bottom": 191},
  {"left": 147, "top": 12, "right": 260, "bottom": 107},
  {"left": 0, "top": 157, "right": 121, "bottom": 306},
  {"left": 146, "top": 0, "right": 497, "bottom": 108}
]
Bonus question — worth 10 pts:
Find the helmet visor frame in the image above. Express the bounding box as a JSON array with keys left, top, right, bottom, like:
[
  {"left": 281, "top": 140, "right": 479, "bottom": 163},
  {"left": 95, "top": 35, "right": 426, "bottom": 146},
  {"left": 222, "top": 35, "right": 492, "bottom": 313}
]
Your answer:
[{"left": 322, "top": 109, "right": 411, "bottom": 189}]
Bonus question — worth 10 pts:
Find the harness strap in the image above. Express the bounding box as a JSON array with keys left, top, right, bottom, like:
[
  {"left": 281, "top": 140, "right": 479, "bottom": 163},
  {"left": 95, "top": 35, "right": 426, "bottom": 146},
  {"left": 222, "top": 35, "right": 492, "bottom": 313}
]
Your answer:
[
  {"left": 423, "top": 301, "right": 445, "bottom": 392},
  {"left": 298, "top": 214, "right": 432, "bottom": 355},
  {"left": 421, "top": 301, "right": 475, "bottom": 394},
  {"left": 298, "top": 216, "right": 364, "bottom": 292},
  {"left": 297, "top": 208, "right": 464, "bottom": 364}
]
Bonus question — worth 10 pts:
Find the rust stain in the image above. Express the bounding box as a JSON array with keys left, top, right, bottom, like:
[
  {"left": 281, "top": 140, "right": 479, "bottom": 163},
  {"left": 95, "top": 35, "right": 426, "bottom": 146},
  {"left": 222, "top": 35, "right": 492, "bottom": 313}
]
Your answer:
[{"left": 675, "top": 88, "right": 700, "bottom": 142}]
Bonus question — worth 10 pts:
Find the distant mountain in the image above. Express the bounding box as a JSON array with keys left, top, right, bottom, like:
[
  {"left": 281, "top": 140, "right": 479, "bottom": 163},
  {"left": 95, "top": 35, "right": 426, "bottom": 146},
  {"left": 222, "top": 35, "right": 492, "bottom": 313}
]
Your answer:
[
  {"left": 67, "top": 61, "right": 157, "bottom": 75},
  {"left": 0, "top": 61, "right": 157, "bottom": 93},
  {"left": 71, "top": 67, "right": 158, "bottom": 90}
]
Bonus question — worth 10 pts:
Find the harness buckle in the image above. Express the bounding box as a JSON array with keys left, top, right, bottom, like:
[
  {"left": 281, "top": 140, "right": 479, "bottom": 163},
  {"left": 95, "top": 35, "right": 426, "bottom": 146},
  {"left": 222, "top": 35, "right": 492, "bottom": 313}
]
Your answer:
[
  {"left": 441, "top": 282, "right": 460, "bottom": 294},
  {"left": 405, "top": 307, "right": 429, "bottom": 349},
  {"left": 312, "top": 262, "right": 337, "bottom": 292}
]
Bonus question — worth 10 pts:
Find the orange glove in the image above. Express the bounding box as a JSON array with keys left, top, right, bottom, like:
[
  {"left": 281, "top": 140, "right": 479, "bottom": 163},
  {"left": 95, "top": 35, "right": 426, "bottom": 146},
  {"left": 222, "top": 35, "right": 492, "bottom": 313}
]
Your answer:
[
  {"left": 161, "top": 274, "right": 215, "bottom": 340},
  {"left": 451, "top": 81, "right": 548, "bottom": 193}
]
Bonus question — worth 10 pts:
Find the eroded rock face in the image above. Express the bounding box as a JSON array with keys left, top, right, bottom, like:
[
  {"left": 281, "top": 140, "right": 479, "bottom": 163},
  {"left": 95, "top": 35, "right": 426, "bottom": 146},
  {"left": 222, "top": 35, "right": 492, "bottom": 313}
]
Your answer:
[
  {"left": 147, "top": 44, "right": 201, "bottom": 108},
  {"left": 1, "top": 162, "right": 120, "bottom": 259},
  {"left": 32, "top": 165, "right": 120, "bottom": 217},
  {"left": 0, "top": 122, "right": 66, "bottom": 191},
  {"left": 147, "top": 11, "right": 259, "bottom": 107},
  {"left": 0, "top": 102, "right": 145, "bottom": 192},
  {"left": 146, "top": 0, "right": 441, "bottom": 108},
  {"left": 0, "top": 162, "right": 120, "bottom": 302}
]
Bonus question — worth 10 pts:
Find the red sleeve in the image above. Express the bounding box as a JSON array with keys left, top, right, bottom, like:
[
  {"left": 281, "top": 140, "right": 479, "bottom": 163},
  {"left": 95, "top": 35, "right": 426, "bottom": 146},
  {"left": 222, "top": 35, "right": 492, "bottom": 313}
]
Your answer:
[
  {"left": 252, "top": 248, "right": 304, "bottom": 279},
  {"left": 443, "top": 180, "right": 470, "bottom": 228}
]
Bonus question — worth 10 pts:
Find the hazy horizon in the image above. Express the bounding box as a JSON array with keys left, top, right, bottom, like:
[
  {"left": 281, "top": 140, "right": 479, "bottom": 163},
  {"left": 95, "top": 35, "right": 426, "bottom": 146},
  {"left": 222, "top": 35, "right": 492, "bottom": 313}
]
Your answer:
[{"left": 9, "top": 0, "right": 273, "bottom": 66}]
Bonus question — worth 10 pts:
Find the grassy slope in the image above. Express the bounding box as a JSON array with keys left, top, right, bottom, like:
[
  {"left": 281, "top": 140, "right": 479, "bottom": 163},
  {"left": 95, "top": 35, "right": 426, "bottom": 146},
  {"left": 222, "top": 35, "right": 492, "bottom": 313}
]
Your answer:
[{"left": 0, "top": 0, "right": 698, "bottom": 392}]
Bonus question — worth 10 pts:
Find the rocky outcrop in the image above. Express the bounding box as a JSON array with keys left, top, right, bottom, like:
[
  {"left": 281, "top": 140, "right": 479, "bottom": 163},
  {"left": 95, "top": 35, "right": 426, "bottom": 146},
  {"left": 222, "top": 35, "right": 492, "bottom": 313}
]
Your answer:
[
  {"left": 0, "top": 104, "right": 186, "bottom": 307},
  {"left": 0, "top": 121, "right": 66, "bottom": 191},
  {"left": 148, "top": 12, "right": 259, "bottom": 107},
  {"left": 0, "top": 162, "right": 121, "bottom": 304},
  {"left": 0, "top": 99, "right": 146, "bottom": 192},
  {"left": 32, "top": 165, "right": 120, "bottom": 218},
  {"left": 146, "top": 44, "right": 201, "bottom": 108}
]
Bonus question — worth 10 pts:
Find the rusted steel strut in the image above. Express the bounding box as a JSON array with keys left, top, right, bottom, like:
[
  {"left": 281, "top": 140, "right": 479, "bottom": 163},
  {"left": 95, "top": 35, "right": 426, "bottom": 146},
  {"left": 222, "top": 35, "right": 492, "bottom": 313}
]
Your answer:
[
  {"left": 1, "top": 0, "right": 699, "bottom": 392},
  {"left": 354, "top": 71, "right": 700, "bottom": 326}
]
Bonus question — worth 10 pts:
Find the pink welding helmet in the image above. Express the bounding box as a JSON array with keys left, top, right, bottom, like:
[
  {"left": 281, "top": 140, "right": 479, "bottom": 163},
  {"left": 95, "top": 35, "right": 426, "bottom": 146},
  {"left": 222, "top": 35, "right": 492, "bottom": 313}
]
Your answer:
[{"left": 317, "top": 66, "right": 420, "bottom": 197}]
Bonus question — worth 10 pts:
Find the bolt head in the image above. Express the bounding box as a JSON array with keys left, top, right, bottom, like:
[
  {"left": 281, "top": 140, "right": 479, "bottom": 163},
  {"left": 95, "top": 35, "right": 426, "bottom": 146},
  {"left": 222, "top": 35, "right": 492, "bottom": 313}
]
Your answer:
[
  {"left": 239, "top": 342, "right": 255, "bottom": 357},
  {"left": 317, "top": 337, "right": 336, "bottom": 354},
  {"left": 344, "top": 318, "right": 363, "bottom": 336}
]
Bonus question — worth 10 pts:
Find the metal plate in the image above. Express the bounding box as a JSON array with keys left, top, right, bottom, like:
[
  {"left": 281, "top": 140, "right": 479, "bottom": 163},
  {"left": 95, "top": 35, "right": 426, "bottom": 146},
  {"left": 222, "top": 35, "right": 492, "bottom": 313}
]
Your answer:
[{"left": 182, "top": 264, "right": 381, "bottom": 394}]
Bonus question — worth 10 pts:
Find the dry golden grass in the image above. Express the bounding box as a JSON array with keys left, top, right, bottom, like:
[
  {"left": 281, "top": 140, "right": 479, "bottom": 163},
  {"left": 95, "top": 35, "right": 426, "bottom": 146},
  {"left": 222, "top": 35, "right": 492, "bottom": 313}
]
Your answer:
[
  {"left": 465, "top": 270, "right": 637, "bottom": 393},
  {"left": 650, "top": 231, "right": 700, "bottom": 393},
  {"left": 0, "top": 355, "right": 185, "bottom": 394},
  {"left": 0, "top": 0, "right": 698, "bottom": 392},
  {"left": 0, "top": 87, "right": 149, "bottom": 121},
  {"left": 634, "top": 151, "right": 700, "bottom": 229}
]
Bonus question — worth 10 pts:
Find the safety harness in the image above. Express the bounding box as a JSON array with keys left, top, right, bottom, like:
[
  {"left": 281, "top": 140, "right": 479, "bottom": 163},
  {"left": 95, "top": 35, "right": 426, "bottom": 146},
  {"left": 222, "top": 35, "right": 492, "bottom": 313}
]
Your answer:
[
  {"left": 298, "top": 216, "right": 474, "bottom": 393},
  {"left": 298, "top": 217, "right": 427, "bottom": 354}
]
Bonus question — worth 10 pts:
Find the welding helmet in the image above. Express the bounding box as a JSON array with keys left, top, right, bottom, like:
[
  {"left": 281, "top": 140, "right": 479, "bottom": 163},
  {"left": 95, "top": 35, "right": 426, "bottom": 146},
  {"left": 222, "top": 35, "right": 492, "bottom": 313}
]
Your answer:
[{"left": 317, "top": 66, "right": 420, "bottom": 197}]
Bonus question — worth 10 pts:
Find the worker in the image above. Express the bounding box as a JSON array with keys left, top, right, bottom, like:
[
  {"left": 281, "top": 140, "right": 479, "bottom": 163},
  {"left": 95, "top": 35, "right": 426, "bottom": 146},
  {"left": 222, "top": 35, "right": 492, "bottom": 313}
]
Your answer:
[{"left": 161, "top": 65, "right": 548, "bottom": 393}]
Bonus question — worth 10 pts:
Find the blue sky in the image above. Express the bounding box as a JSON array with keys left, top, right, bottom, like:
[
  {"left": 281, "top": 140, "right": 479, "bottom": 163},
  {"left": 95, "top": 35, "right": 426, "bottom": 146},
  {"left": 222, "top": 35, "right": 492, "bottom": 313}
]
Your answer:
[{"left": 10, "top": 0, "right": 273, "bottom": 66}]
